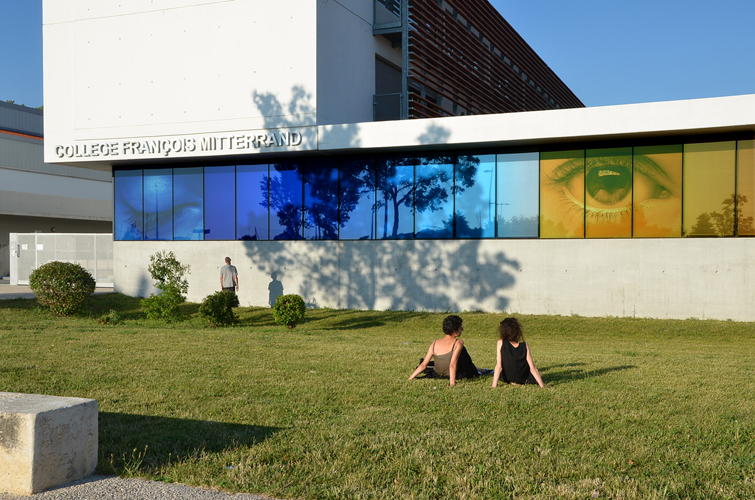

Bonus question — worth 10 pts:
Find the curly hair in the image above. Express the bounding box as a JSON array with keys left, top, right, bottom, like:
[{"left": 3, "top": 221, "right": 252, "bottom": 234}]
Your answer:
[
  {"left": 498, "top": 317, "right": 523, "bottom": 342},
  {"left": 442, "top": 315, "right": 463, "bottom": 335}
]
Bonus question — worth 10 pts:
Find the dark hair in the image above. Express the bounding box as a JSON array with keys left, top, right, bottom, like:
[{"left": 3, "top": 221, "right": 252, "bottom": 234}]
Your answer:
[
  {"left": 225, "top": 257, "right": 231, "bottom": 263},
  {"left": 499, "top": 317, "right": 523, "bottom": 342},
  {"left": 442, "top": 315, "right": 463, "bottom": 335}
]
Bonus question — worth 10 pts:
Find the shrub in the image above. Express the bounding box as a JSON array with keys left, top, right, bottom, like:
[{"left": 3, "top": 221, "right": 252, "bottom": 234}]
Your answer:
[
  {"left": 273, "top": 294, "right": 305, "bottom": 329},
  {"left": 95, "top": 308, "right": 123, "bottom": 325},
  {"left": 28, "top": 261, "right": 96, "bottom": 316},
  {"left": 198, "top": 290, "right": 240, "bottom": 327},
  {"left": 140, "top": 251, "right": 190, "bottom": 322}
]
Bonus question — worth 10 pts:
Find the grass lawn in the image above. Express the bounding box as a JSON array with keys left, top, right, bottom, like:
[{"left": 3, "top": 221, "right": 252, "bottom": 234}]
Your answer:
[{"left": 0, "top": 294, "right": 753, "bottom": 499}]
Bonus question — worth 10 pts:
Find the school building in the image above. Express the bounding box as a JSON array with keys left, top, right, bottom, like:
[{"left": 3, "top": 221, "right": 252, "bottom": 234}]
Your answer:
[{"left": 42, "top": 0, "right": 755, "bottom": 320}]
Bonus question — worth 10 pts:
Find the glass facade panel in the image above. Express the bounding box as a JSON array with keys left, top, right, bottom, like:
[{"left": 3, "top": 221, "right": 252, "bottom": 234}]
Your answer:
[
  {"left": 112, "top": 138, "right": 754, "bottom": 243},
  {"left": 416, "top": 155, "right": 454, "bottom": 238},
  {"left": 455, "top": 154, "right": 494, "bottom": 238},
  {"left": 540, "top": 150, "right": 584, "bottom": 238},
  {"left": 497, "top": 152, "right": 539, "bottom": 238},
  {"left": 633, "top": 145, "right": 682, "bottom": 237},
  {"left": 376, "top": 155, "right": 414, "bottom": 239},
  {"left": 304, "top": 159, "right": 339, "bottom": 240},
  {"left": 114, "top": 169, "right": 143, "bottom": 241},
  {"left": 339, "top": 157, "right": 376, "bottom": 240},
  {"left": 737, "top": 140, "right": 755, "bottom": 236},
  {"left": 204, "top": 165, "right": 236, "bottom": 240},
  {"left": 144, "top": 168, "right": 173, "bottom": 240},
  {"left": 236, "top": 164, "right": 269, "bottom": 240},
  {"left": 683, "top": 142, "right": 737, "bottom": 237},
  {"left": 268, "top": 161, "right": 304, "bottom": 240},
  {"left": 585, "top": 148, "right": 632, "bottom": 238},
  {"left": 174, "top": 167, "right": 204, "bottom": 240}
]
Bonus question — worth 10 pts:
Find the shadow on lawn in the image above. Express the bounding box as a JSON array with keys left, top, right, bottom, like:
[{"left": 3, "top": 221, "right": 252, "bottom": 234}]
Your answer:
[
  {"left": 541, "top": 364, "right": 636, "bottom": 385},
  {"left": 98, "top": 412, "right": 280, "bottom": 473},
  {"left": 0, "top": 297, "right": 37, "bottom": 310},
  {"left": 236, "top": 307, "right": 432, "bottom": 330}
]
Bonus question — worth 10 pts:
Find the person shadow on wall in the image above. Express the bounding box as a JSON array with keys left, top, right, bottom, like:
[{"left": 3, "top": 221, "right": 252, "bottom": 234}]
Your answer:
[{"left": 268, "top": 272, "right": 283, "bottom": 307}]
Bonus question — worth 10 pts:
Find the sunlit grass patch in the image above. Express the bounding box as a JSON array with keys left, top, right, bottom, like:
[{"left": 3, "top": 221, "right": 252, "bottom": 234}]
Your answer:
[{"left": 0, "top": 294, "right": 753, "bottom": 499}]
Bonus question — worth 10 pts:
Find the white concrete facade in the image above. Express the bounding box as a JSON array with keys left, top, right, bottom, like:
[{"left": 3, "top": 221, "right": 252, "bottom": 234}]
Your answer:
[
  {"left": 43, "top": 0, "right": 399, "bottom": 165},
  {"left": 115, "top": 237, "right": 755, "bottom": 321}
]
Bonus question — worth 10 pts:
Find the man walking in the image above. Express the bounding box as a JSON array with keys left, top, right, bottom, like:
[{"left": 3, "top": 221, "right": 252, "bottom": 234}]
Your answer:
[{"left": 220, "top": 257, "right": 239, "bottom": 293}]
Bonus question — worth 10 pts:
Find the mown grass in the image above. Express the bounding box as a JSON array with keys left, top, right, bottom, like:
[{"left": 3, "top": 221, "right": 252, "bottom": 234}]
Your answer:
[{"left": 0, "top": 294, "right": 753, "bottom": 499}]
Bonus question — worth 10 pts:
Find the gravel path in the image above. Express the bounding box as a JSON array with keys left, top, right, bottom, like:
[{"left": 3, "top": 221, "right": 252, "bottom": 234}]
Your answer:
[{"left": 0, "top": 475, "right": 283, "bottom": 500}]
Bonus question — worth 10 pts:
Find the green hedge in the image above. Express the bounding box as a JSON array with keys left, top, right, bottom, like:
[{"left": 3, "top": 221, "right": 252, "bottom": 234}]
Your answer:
[
  {"left": 198, "top": 290, "right": 240, "bottom": 327},
  {"left": 28, "top": 261, "right": 96, "bottom": 316},
  {"left": 273, "top": 294, "right": 305, "bottom": 329}
]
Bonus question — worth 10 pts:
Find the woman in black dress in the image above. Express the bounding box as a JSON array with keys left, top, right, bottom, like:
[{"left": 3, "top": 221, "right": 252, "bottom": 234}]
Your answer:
[{"left": 491, "top": 317, "right": 545, "bottom": 388}]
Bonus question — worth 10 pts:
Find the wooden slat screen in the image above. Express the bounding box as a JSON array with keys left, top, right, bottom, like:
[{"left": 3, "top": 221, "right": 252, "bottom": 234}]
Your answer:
[{"left": 406, "top": 0, "right": 584, "bottom": 119}]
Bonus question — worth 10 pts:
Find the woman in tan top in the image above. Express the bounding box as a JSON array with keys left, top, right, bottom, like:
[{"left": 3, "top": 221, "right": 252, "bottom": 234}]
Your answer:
[{"left": 408, "top": 315, "right": 483, "bottom": 386}]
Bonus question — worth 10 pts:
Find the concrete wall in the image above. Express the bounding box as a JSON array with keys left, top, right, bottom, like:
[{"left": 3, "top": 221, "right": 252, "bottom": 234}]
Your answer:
[
  {"left": 114, "top": 238, "right": 755, "bottom": 321},
  {"left": 315, "top": 0, "right": 402, "bottom": 125},
  {"left": 44, "top": 0, "right": 319, "bottom": 160}
]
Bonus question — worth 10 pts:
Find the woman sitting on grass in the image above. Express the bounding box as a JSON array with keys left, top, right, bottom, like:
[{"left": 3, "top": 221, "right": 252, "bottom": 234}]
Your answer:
[
  {"left": 492, "top": 317, "right": 546, "bottom": 388},
  {"left": 408, "top": 315, "right": 484, "bottom": 386}
]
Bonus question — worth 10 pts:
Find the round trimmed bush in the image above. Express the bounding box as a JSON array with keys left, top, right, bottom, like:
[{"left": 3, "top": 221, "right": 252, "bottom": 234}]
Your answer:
[
  {"left": 273, "top": 294, "right": 305, "bottom": 329},
  {"left": 29, "top": 261, "right": 96, "bottom": 316},
  {"left": 198, "top": 290, "right": 240, "bottom": 327}
]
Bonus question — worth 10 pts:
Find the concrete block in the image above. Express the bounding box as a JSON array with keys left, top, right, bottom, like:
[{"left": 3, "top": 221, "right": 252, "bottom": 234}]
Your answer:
[{"left": 0, "top": 392, "right": 98, "bottom": 495}]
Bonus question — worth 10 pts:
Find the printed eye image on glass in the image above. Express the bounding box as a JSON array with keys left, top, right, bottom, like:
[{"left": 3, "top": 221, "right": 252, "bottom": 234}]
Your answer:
[{"left": 113, "top": 140, "right": 754, "bottom": 242}]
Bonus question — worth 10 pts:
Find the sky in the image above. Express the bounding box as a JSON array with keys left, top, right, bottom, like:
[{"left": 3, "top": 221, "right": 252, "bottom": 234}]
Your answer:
[{"left": 1, "top": 0, "right": 753, "bottom": 109}]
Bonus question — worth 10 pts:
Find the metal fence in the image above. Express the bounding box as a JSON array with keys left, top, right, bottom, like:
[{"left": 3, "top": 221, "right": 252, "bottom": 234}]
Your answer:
[{"left": 9, "top": 233, "right": 113, "bottom": 287}]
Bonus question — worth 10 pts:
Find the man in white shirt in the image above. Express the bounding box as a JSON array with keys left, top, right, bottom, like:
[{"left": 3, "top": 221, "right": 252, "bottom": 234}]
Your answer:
[{"left": 220, "top": 257, "right": 239, "bottom": 293}]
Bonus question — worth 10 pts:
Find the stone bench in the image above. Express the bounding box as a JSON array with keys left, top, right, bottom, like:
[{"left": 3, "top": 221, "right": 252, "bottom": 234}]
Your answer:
[{"left": 0, "top": 392, "right": 97, "bottom": 495}]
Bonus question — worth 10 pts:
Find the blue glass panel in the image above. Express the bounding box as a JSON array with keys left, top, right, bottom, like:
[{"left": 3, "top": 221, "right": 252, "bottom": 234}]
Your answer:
[
  {"left": 304, "top": 159, "right": 339, "bottom": 240},
  {"left": 174, "top": 167, "right": 204, "bottom": 240},
  {"left": 237, "top": 164, "right": 269, "bottom": 241},
  {"left": 497, "top": 152, "right": 539, "bottom": 238},
  {"left": 339, "top": 156, "right": 376, "bottom": 240},
  {"left": 376, "top": 155, "right": 414, "bottom": 239},
  {"left": 113, "top": 170, "right": 143, "bottom": 241},
  {"left": 455, "top": 154, "right": 494, "bottom": 238},
  {"left": 268, "top": 161, "right": 303, "bottom": 240},
  {"left": 144, "top": 168, "right": 173, "bottom": 240},
  {"left": 415, "top": 155, "right": 453, "bottom": 239},
  {"left": 204, "top": 165, "right": 236, "bottom": 240}
]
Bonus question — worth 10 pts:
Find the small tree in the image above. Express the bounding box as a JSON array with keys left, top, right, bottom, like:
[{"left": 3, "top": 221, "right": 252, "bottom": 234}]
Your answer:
[
  {"left": 29, "top": 261, "right": 96, "bottom": 316},
  {"left": 273, "top": 294, "right": 305, "bottom": 329},
  {"left": 198, "top": 290, "right": 240, "bottom": 327},
  {"left": 140, "top": 251, "right": 190, "bottom": 322}
]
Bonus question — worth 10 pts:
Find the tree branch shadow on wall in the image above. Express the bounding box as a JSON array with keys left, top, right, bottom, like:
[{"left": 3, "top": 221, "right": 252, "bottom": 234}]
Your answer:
[
  {"left": 98, "top": 412, "right": 279, "bottom": 473},
  {"left": 245, "top": 87, "right": 518, "bottom": 313}
]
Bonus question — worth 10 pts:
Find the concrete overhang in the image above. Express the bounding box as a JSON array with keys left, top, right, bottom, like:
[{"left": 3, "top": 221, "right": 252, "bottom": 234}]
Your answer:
[
  {"left": 319, "top": 93, "right": 755, "bottom": 153},
  {"left": 49, "top": 94, "right": 755, "bottom": 171}
]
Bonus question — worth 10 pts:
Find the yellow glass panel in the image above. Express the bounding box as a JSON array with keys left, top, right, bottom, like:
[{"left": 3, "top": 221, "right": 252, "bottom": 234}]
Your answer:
[
  {"left": 737, "top": 140, "right": 755, "bottom": 236},
  {"left": 633, "top": 145, "right": 682, "bottom": 237},
  {"left": 683, "top": 142, "right": 737, "bottom": 237},
  {"left": 540, "top": 150, "right": 584, "bottom": 238},
  {"left": 585, "top": 148, "right": 632, "bottom": 238}
]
